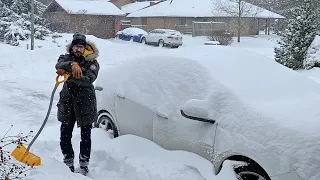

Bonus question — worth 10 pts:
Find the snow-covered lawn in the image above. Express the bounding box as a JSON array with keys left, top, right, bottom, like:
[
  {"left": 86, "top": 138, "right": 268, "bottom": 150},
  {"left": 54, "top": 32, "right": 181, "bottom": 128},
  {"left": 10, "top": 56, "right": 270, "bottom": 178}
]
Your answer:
[{"left": 1, "top": 33, "right": 320, "bottom": 180}]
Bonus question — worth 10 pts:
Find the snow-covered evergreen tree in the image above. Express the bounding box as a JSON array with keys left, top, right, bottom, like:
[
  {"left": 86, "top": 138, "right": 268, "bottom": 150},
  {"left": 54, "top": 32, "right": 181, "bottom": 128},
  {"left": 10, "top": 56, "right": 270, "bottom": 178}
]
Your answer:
[
  {"left": 274, "top": 0, "right": 318, "bottom": 70},
  {"left": 0, "top": 0, "right": 51, "bottom": 46}
]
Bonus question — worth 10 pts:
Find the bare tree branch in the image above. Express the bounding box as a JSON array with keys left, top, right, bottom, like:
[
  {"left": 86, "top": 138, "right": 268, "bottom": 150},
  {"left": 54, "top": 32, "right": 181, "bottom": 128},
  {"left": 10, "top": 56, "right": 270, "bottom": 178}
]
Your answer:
[
  {"left": 1, "top": 126, "right": 35, "bottom": 180},
  {"left": 212, "top": 0, "right": 264, "bottom": 42}
]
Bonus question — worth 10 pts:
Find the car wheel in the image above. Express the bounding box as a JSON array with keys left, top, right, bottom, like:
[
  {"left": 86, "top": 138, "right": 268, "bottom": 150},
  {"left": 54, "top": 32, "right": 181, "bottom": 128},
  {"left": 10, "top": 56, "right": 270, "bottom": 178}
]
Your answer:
[
  {"left": 158, "top": 39, "right": 164, "bottom": 47},
  {"left": 115, "top": 35, "right": 119, "bottom": 39},
  {"left": 141, "top": 37, "right": 147, "bottom": 44},
  {"left": 130, "top": 37, "right": 134, "bottom": 42},
  {"left": 96, "top": 115, "right": 119, "bottom": 138},
  {"left": 234, "top": 164, "right": 269, "bottom": 180}
]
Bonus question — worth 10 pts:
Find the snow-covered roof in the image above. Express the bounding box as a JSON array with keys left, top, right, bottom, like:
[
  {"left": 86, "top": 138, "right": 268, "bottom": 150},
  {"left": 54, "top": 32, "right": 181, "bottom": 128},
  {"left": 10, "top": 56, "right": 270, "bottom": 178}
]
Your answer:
[
  {"left": 121, "top": 1, "right": 160, "bottom": 14},
  {"left": 54, "top": 0, "right": 126, "bottom": 16},
  {"left": 127, "top": 0, "right": 285, "bottom": 19}
]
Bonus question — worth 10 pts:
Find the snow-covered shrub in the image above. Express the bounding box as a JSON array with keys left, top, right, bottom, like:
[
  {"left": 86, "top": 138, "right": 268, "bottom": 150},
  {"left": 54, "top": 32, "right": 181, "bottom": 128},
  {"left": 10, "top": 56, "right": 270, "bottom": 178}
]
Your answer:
[
  {"left": 304, "top": 35, "right": 320, "bottom": 69},
  {"left": 206, "top": 30, "right": 233, "bottom": 46},
  {"left": 0, "top": 0, "right": 52, "bottom": 46},
  {"left": 274, "top": 0, "right": 318, "bottom": 70}
]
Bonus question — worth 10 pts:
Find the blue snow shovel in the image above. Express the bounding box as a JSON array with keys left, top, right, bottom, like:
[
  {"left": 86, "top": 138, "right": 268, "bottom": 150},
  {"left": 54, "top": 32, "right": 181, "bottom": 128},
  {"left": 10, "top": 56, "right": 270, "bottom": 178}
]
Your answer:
[{"left": 11, "top": 73, "right": 69, "bottom": 166}]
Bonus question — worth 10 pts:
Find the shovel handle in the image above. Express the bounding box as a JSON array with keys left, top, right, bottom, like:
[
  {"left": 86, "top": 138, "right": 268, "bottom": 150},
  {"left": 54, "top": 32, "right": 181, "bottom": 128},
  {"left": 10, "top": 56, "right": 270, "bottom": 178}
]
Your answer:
[{"left": 55, "top": 73, "right": 69, "bottom": 87}]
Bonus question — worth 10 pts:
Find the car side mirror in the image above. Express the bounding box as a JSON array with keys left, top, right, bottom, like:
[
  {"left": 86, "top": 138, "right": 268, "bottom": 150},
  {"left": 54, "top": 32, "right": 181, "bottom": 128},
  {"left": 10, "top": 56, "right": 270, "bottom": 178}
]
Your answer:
[
  {"left": 180, "top": 100, "right": 215, "bottom": 124},
  {"left": 94, "top": 86, "right": 103, "bottom": 91}
]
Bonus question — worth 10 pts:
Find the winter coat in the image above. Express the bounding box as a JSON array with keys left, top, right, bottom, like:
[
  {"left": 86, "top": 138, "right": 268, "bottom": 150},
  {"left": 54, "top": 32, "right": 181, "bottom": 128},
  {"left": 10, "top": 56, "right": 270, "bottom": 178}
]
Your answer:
[{"left": 55, "top": 41, "right": 100, "bottom": 127}]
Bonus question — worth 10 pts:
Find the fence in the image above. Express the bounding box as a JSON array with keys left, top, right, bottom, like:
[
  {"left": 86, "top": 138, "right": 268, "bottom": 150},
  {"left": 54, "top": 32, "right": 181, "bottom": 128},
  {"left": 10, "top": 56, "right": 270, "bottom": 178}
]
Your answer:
[{"left": 192, "top": 21, "right": 227, "bottom": 37}]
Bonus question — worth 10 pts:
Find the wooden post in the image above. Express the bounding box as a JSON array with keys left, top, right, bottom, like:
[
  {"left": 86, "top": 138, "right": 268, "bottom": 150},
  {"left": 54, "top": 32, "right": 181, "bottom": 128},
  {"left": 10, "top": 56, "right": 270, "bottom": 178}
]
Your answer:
[
  {"left": 192, "top": 21, "right": 195, "bottom": 37},
  {"left": 267, "top": 19, "right": 270, "bottom": 35},
  {"left": 265, "top": 19, "right": 267, "bottom": 35},
  {"left": 31, "top": 0, "right": 35, "bottom": 50}
]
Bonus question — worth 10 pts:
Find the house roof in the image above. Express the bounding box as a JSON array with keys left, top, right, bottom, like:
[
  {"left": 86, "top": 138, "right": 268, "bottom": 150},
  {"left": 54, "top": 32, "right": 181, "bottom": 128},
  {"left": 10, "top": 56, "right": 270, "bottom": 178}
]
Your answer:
[
  {"left": 127, "top": 0, "right": 285, "bottom": 19},
  {"left": 121, "top": 1, "right": 160, "bottom": 14},
  {"left": 53, "top": 0, "right": 126, "bottom": 16}
]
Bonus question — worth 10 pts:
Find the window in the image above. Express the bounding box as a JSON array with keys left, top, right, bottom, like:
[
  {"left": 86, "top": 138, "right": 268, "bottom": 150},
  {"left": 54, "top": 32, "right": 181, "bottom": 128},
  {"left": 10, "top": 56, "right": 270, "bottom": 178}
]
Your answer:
[
  {"left": 141, "top": 18, "right": 147, "bottom": 25},
  {"left": 178, "top": 18, "right": 186, "bottom": 25}
]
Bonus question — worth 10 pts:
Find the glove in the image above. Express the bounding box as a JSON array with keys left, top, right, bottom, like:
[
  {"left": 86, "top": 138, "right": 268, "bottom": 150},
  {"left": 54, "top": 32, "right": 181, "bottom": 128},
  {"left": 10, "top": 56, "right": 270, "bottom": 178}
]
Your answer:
[
  {"left": 70, "top": 62, "right": 82, "bottom": 79},
  {"left": 56, "top": 69, "right": 67, "bottom": 76}
]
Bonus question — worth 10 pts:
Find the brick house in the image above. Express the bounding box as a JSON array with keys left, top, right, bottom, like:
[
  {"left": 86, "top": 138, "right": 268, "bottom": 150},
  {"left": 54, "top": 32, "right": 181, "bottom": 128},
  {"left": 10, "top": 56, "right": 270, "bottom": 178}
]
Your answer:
[
  {"left": 127, "top": 0, "right": 285, "bottom": 36},
  {"left": 43, "top": 0, "right": 126, "bottom": 39}
]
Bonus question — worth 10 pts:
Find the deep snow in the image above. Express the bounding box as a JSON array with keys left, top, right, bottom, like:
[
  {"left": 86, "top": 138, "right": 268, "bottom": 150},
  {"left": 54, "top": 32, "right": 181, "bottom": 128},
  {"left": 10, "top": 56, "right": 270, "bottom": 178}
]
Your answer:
[
  {"left": 0, "top": 34, "right": 240, "bottom": 180},
  {"left": 1, "top": 33, "right": 320, "bottom": 180}
]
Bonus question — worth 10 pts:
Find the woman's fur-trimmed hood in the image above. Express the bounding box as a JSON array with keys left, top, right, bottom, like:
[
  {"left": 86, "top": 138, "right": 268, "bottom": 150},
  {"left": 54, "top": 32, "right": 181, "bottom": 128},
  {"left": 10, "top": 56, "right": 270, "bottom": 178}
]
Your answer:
[{"left": 66, "top": 40, "right": 99, "bottom": 62}]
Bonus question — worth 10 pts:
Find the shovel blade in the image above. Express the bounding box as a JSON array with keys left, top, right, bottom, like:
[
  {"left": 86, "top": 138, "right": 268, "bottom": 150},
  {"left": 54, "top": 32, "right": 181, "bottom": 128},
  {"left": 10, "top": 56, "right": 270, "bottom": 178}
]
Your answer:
[{"left": 11, "top": 144, "right": 41, "bottom": 166}]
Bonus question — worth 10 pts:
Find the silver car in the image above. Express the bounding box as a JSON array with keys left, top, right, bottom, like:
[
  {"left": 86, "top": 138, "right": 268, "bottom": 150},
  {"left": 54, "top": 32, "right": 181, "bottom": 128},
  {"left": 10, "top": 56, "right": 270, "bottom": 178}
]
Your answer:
[
  {"left": 141, "top": 29, "right": 183, "bottom": 48},
  {"left": 94, "top": 46, "right": 318, "bottom": 180}
]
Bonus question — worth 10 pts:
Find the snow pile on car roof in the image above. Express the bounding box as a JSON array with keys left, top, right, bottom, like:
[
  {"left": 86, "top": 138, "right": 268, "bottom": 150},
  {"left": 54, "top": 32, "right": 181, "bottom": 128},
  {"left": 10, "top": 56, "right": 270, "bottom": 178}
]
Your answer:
[{"left": 98, "top": 55, "right": 215, "bottom": 119}]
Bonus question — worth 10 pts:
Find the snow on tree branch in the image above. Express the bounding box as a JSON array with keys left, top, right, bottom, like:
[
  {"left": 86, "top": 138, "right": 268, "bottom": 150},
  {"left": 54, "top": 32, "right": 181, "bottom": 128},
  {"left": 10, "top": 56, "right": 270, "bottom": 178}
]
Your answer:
[{"left": 0, "top": 0, "right": 51, "bottom": 46}]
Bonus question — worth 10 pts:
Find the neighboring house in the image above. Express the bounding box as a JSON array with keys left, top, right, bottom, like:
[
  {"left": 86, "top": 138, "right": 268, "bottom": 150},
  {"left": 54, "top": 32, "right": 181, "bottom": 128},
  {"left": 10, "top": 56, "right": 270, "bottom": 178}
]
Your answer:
[
  {"left": 43, "top": 0, "right": 126, "bottom": 39},
  {"left": 127, "top": 0, "right": 285, "bottom": 36},
  {"left": 121, "top": 1, "right": 160, "bottom": 14}
]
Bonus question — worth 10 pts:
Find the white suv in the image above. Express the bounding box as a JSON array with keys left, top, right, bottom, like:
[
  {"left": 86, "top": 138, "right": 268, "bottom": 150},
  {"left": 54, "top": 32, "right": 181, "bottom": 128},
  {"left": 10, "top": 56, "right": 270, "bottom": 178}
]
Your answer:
[{"left": 141, "top": 29, "right": 183, "bottom": 48}]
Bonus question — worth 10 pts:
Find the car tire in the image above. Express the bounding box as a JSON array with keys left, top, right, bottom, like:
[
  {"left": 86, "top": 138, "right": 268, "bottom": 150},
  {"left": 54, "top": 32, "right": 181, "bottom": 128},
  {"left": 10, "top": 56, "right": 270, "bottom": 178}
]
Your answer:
[
  {"left": 130, "top": 37, "right": 134, "bottom": 42},
  {"left": 141, "top": 37, "right": 147, "bottom": 44},
  {"left": 234, "top": 163, "right": 270, "bottom": 180},
  {"left": 115, "top": 35, "right": 119, "bottom": 39},
  {"left": 158, "top": 39, "right": 164, "bottom": 47},
  {"left": 96, "top": 115, "right": 119, "bottom": 138}
]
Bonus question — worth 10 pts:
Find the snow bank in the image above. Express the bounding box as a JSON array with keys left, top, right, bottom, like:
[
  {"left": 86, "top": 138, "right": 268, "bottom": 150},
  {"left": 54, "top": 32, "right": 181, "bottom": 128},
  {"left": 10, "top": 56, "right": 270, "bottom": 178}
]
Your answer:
[
  {"left": 24, "top": 129, "right": 236, "bottom": 180},
  {"left": 304, "top": 35, "right": 320, "bottom": 69},
  {"left": 204, "top": 41, "right": 220, "bottom": 45}
]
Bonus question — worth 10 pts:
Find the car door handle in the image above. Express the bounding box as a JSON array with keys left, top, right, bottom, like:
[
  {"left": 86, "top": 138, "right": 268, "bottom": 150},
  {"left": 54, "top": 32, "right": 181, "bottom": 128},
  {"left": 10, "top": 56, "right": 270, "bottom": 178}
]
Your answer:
[
  {"left": 156, "top": 112, "right": 168, "bottom": 119},
  {"left": 116, "top": 94, "right": 125, "bottom": 99}
]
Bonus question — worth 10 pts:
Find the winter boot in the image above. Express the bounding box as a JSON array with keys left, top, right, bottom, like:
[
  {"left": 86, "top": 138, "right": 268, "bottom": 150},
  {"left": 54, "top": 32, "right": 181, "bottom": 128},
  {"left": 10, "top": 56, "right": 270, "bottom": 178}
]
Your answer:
[
  {"left": 77, "top": 166, "right": 89, "bottom": 176},
  {"left": 69, "top": 166, "right": 75, "bottom": 172}
]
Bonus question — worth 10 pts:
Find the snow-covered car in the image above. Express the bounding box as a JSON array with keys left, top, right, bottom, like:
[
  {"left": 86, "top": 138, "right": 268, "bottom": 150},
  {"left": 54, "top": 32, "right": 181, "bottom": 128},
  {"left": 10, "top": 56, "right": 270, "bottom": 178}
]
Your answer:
[
  {"left": 94, "top": 45, "right": 320, "bottom": 180},
  {"left": 141, "top": 29, "right": 183, "bottom": 48},
  {"left": 115, "top": 27, "right": 147, "bottom": 43}
]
